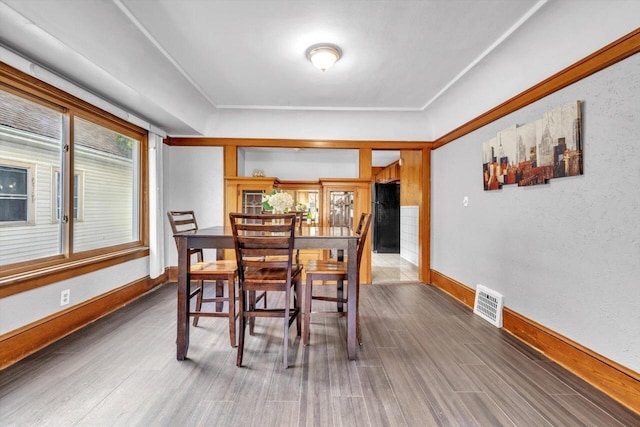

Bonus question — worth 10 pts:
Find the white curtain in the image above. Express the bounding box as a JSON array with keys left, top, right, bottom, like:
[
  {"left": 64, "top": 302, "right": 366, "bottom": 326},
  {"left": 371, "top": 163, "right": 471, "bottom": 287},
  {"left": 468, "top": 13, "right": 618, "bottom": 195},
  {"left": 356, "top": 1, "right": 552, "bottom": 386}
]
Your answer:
[{"left": 148, "top": 132, "right": 165, "bottom": 278}]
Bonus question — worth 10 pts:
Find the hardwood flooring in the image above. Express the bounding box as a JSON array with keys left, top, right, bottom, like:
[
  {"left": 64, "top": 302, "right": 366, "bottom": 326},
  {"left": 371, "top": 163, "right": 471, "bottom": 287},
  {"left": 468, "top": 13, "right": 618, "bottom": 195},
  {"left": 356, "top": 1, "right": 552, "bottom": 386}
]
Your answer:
[{"left": 1, "top": 282, "right": 638, "bottom": 426}]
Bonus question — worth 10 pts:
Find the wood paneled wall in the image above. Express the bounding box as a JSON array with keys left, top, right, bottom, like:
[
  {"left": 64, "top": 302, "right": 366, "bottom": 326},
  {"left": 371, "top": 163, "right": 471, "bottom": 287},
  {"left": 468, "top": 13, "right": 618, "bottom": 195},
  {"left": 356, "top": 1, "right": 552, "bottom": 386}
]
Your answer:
[{"left": 399, "top": 150, "right": 422, "bottom": 206}]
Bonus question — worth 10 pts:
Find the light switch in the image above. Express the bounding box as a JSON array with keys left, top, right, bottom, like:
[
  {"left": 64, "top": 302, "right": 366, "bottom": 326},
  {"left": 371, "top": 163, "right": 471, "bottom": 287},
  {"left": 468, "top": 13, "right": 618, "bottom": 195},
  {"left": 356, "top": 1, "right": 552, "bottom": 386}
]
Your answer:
[{"left": 463, "top": 196, "right": 469, "bottom": 207}]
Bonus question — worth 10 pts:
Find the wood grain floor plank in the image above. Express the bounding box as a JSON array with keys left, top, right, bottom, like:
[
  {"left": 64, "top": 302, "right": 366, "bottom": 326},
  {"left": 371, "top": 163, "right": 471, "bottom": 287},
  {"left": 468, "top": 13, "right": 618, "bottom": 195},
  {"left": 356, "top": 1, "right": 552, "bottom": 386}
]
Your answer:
[
  {"left": 391, "top": 329, "right": 479, "bottom": 425},
  {"left": 406, "top": 320, "right": 482, "bottom": 392},
  {"left": 327, "top": 318, "right": 365, "bottom": 397},
  {"left": 357, "top": 366, "right": 407, "bottom": 427},
  {"left": 298, "top": 326, "right": 333, "bottom": 427},
  {"left": 460, "top": 363, "right": 554, "bottom": 426},
  {"left": 456, "top": 391, "right": 517, "bottom": 427},
  {"left": 332, "top": 396, "right": 371, "bottom": 427},
  {"left": 376, "top": 345, "right": 444, "bottom": 426},
  {"left": 554, "top": 394, "right": 626, "bottom": 426},
  {"left": 467, "top": 342, "right": 594, "bottom": 425}
]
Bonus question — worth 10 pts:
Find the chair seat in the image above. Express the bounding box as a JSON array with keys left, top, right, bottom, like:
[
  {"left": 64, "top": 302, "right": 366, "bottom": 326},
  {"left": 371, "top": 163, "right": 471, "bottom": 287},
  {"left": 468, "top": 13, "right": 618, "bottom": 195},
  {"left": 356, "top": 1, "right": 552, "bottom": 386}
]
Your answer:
[
  {"left": 305, "top": 259, "right": 347, "bottom": 276},
  {"left": 191, "top": 260, "right": 238, "bottom": 275},
  {"left": 244, "top": 265, "right": 303, "bottom": 282}
]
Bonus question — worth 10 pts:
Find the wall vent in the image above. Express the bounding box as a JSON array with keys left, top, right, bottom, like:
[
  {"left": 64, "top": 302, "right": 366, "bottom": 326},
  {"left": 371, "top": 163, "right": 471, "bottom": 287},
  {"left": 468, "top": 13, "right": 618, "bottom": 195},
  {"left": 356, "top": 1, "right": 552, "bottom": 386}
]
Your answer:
[{"left": 473, "top": 285, "right": 504, "bottom": 328}]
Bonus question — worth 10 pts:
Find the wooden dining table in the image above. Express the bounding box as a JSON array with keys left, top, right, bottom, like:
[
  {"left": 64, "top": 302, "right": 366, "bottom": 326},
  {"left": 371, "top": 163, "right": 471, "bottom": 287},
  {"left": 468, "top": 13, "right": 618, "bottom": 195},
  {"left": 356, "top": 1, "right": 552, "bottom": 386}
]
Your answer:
[{"left": 174, "top": 225, "right": 361, "bottom": 361}]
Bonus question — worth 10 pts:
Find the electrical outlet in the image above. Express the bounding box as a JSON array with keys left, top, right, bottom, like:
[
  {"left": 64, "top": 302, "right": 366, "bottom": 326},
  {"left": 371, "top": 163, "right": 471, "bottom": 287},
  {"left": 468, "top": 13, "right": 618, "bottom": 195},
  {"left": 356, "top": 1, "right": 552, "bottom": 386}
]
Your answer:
[{"left": 60, "top": 289, "right": 70, "bottom": 306}]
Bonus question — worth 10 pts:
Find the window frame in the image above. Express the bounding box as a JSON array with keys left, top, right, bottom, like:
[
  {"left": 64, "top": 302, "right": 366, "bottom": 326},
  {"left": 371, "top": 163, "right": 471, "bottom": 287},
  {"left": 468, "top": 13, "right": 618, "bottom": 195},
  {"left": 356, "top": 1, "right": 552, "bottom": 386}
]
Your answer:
[
  {"left": 0, "top": 63, "right": 149, "bottom": 298},
  {"left": 52, "top": 168, "right": 84, "bottom": 223},
  {"left": 0, "top": 160, "right": 35, "bottom": 225}
]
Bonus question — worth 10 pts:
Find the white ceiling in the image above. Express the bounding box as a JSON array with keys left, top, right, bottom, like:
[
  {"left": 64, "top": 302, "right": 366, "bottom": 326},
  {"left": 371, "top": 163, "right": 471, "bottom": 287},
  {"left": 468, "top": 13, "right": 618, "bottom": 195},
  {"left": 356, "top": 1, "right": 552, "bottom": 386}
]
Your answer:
[{"left": 0, "top": 0, "right": 542, "bottom": 136}]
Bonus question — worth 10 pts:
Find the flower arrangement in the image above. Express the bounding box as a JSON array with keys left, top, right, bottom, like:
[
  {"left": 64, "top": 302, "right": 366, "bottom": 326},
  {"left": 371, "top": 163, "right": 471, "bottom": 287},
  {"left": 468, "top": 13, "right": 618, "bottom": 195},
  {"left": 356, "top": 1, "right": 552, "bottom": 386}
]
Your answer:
[{"left": 262, "top": 189, "right": 294, "bottom": 213}]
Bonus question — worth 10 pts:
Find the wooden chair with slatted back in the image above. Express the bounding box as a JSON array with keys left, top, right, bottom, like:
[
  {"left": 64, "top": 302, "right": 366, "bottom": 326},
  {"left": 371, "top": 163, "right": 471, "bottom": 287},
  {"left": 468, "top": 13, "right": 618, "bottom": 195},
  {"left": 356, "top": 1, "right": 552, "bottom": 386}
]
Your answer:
[
  {"left": 230, "top": 212, "right": 303, "bottom": 368},
  {"left": 167, "top": 210, "right": 238, "bottom": 347},
  {"left": 302, "top": 212, "right": 372, "bottom": 346}
]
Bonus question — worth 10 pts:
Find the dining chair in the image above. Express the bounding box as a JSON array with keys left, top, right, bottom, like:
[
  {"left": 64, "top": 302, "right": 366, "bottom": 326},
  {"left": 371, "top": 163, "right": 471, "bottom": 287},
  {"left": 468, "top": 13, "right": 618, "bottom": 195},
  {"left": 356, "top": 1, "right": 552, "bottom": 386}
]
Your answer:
[
  {"left": 302, "top": 212, "right": 372, "bottom": 346},
  {"left": 167, "top": 210, "right": 238, "bottom": 347},
  {"left": 230, "top": 212, "right": 303, "bottom": 368}
]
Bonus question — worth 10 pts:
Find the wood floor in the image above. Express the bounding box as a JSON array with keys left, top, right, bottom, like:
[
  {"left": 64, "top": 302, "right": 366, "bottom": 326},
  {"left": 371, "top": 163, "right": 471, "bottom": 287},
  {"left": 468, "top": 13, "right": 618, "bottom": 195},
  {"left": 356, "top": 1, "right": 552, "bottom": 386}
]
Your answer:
[{"left": 1, "top": 282, "right": 638, "bottom": 426}]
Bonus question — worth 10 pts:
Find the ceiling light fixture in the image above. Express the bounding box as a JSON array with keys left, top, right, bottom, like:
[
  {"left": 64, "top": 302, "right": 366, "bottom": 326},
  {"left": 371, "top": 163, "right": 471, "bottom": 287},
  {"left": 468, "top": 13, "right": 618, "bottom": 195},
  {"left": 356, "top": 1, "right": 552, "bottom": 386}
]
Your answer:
[{"left": 306, "top": 43, "right": 341, "bottom": 72}]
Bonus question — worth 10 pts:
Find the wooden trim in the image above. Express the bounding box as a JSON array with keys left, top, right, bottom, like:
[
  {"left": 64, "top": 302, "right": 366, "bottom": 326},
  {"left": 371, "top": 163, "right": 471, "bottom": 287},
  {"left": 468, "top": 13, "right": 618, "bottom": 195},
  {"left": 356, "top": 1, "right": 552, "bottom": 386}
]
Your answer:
[
  {"left": 433, "top": 28, "right": 640, "bottom": 149},
  {"left": 0, "top": 272, "right": 167, "bottom": 369},
  {"left": 420, "top": 148, "right": 431, "bottom": 283},
  {"left": 224, "top": 145, "right": 237, "bottom": 177},
  {"left": 166, "top": 136, "right": 431, "bottom": 150},
  {"left": 429, "top": 269, "right": 640, "bottom": 413},
  {"left": 359, "top": 148, "right": 372, "bottom": 181},
  {"left": 167, "top": 265, "right": 177, "bottom": 282},
  {"left": 0, "top": 247, "right": 150, "bottom": 298},
  {"left": 430, "top": 270, "right": 475, "bottom": 309}
]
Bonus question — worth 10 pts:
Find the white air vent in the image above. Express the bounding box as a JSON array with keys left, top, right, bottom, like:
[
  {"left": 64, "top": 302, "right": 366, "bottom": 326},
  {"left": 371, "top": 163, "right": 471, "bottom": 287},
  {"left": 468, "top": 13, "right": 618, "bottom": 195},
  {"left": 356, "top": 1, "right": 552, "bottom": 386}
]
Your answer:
[{"left": 474, "top": 285, "right": 504, "bottom": 328}]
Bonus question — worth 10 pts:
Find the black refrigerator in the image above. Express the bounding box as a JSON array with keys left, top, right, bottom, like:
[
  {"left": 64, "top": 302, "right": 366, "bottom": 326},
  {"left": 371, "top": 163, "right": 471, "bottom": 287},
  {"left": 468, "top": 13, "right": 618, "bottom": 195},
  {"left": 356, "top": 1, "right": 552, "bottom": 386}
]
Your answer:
[{"left": 372, "top": 183, "right": 400, "bottom": 253}]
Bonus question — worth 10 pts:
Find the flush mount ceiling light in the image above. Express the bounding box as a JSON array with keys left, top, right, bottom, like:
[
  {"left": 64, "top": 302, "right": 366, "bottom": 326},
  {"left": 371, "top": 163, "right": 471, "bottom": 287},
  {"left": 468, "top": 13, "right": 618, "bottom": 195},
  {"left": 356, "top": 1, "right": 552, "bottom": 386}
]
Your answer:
[{"left": 306, "top": 43, "right": 342, "bottom": 72}]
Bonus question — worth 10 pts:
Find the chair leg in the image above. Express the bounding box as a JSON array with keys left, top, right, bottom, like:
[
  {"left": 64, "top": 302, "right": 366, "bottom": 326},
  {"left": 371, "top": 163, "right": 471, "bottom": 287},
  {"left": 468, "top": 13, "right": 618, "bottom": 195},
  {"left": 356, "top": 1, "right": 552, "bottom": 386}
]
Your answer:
[
  {"left": 283, "top": 287, "right": 290, "bottom": 369},
  {"left": 228, "top": 274, "right": 237, "bottom": 347},
  {"left": 355, "top": 281, "right": 362, "bottom": 344},
  {"left": 295, "top": 276, "right": 302, "bottom": 338},
  {"left": 216, "top": 279, "right": 224, "bottom": 312},
  {"left": 337, "top": 279, "right": 344, "bottom": 312},
  {"left": 248, "top": 291, "right": 256, "bottom": 335},
  {"left": 237, "top": 289, "right": 246, "bottom": 367},
  {"left": 303, "top": 275, "right": 313, "bottom": 345},
  {"left": 193, "top": 279, "right": 203, "bottom": 326}
]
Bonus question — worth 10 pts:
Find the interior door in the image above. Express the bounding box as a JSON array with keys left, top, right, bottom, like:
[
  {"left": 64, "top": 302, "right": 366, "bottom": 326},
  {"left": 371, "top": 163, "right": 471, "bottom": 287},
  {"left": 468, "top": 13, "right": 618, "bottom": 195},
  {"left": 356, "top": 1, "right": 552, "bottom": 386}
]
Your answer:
[{"left": 372, "top": 183, "right": 400, "bottom": 253}]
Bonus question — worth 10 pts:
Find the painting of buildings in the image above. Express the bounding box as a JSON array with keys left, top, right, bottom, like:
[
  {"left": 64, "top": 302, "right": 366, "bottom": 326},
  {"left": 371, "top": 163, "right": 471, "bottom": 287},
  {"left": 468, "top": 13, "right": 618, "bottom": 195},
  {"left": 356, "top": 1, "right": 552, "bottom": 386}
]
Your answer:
[{"left": 482, "top": 100, "right": 582, "bottom": 190}]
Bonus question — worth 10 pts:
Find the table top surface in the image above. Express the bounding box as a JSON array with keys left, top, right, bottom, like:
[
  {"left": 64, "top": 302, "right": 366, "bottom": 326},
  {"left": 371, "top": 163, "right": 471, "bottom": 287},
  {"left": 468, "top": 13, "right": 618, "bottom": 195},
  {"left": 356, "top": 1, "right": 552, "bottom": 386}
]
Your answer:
[{"left": 175, "top": 225, "right": 357, "bottom": 239}]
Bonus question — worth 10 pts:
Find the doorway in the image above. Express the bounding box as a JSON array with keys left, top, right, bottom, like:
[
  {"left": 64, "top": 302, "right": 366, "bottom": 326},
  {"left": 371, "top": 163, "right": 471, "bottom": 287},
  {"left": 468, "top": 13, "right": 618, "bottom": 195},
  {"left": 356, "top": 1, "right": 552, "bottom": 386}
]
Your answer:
[
  {"left": 370, "top": 150, "right": 419, "bottom": 283},
  {"left": 371, "top": 253, "right": 419, "bottom": 283}
]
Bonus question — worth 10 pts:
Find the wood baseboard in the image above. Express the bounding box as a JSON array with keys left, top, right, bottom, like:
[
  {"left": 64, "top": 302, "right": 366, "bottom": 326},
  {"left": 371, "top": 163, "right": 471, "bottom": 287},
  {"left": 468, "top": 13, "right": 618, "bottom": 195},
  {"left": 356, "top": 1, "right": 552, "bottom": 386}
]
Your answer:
[
  {"left": 0, "top": 272, "right": 167, "bottom": 370},
  {"left": 429, "top": 269, "right": 640, "bottom": 413},
  {"left": 167, "top": 265, "right": 177, "bottom": 282}
]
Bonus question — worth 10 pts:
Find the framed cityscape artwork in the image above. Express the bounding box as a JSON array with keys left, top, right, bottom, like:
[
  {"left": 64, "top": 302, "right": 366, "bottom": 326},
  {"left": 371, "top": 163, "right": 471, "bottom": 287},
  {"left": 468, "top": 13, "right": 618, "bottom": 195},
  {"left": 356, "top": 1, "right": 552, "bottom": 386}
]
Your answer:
[{"left": 483, "top": 100, "right": 582, "bottom": 191}]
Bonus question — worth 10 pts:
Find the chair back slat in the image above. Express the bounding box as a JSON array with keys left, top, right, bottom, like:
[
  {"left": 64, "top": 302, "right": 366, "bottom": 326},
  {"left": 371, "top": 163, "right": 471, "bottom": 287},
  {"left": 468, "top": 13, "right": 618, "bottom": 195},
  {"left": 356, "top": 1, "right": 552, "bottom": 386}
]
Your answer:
[
  {"left": 167, "top": 210, "right": 203, "bottom": 261},
  {"left": 229, "top": 213, "right": 297, "bottom": 284},
  {"left": 355, "top": 213, "right": 372, "bottom": 266}
]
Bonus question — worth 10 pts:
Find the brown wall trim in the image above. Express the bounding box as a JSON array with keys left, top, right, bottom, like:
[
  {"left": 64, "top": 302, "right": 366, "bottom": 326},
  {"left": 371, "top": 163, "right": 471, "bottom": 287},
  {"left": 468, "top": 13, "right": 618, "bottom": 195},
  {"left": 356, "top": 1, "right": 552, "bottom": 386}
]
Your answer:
[
  {"left": 430, "top": 270, "right": 475, "bottom": 309},
  {"left": 0, "top": 247, "right": 150, "bottom": 298},
  {"left": 433, "top": 28, "right": 640, "bottom": 149},
  {"left": 0, "top": 272, "right": 167, "bottom": 370},
  {"left": 166, "top": 136, "right": 432, "bottom": 150},
  {"left": 429, "top": 269, "right": 640, "bottom": 413}
]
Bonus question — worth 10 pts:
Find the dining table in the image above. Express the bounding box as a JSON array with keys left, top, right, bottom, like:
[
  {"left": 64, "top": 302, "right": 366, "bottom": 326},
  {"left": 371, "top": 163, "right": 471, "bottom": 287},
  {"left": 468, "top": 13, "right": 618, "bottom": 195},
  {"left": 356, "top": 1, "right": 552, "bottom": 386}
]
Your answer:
[{"left": 174, "top": 225, "right": 361, "bottom": 361}]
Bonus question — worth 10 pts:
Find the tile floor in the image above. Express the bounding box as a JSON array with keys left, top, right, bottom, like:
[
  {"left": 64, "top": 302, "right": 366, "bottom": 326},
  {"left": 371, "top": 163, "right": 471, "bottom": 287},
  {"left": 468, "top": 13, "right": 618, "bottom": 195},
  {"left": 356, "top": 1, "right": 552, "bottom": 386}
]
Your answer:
[{"left": 370, "top": 252, "right": 419, "bottom": 284}]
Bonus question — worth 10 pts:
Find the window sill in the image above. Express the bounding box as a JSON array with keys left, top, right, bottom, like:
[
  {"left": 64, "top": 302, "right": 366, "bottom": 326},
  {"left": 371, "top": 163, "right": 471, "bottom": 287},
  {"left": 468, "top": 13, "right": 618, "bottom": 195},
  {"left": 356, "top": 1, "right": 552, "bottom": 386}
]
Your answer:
[{"left": 0, "top": 246, "right": 149, "bottom": 298}]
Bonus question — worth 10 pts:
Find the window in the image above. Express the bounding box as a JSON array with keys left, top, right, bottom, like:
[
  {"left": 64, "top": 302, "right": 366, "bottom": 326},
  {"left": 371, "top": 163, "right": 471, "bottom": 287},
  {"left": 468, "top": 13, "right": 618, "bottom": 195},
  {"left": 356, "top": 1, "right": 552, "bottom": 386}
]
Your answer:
[
  {"left": 0, "top": 90, "right": 63, "bottom": 266},
  {"left": 73, "top": 117, "right": 140, "bottom": 252},
  {"left": 0, "top": 163, "right": 31, "bottom": 222},
  {"left": 0, "top": 67, "right": 147, "bottom": 280}
]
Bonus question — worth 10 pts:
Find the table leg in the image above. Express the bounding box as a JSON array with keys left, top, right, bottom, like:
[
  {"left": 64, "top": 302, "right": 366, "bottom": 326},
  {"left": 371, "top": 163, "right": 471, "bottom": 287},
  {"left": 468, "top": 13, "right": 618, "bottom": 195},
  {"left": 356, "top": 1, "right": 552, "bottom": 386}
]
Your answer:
[
  {"left": 346, "top": 238, "right": 358, "bottom": 360},
  {"left": 177, "top": 237, "right": 190, "bottom": 360}
]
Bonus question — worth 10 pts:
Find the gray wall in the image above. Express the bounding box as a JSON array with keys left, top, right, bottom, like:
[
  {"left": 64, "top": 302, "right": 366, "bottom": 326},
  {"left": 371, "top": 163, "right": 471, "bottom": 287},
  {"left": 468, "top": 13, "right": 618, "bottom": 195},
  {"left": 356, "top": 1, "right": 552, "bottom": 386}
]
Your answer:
[{"left": 431, "top": 53, "right": 640, "bottom": 372}]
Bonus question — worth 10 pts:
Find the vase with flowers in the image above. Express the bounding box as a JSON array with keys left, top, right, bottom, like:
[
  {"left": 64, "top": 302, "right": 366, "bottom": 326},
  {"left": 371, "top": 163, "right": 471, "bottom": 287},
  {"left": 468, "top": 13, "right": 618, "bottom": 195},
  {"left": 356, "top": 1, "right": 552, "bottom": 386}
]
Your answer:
[{"left": 262, "top": 189, "right": 294, "bottom": 214}]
